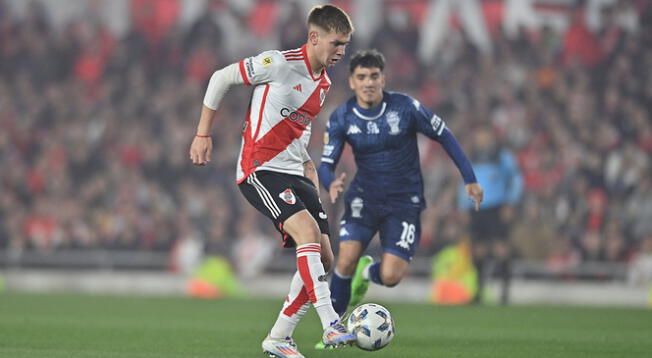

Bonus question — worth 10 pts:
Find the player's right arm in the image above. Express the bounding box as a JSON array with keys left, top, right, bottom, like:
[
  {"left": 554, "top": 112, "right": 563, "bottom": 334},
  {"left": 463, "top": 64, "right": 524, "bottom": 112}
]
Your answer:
[
  {"left": 317, "top": 109, "right": 347, "bottom": 203},
  {"left": 189, "top": 62, "right": 244, "bottom": 165},
  {"left": 190, "top": 51, "right": 286, "bottom": 166},
  {"left": 410, "top": 95, "right": 484, "bottom": 210}
]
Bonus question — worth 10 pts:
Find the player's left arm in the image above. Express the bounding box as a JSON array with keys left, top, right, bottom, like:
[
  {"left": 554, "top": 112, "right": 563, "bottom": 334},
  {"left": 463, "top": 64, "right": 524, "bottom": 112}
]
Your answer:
[
  {"left": 317, "top": 110, "right": 347, "bottom": 203},
  {"left": 412, "top": 98, "right": 484, "bottom": 210}
]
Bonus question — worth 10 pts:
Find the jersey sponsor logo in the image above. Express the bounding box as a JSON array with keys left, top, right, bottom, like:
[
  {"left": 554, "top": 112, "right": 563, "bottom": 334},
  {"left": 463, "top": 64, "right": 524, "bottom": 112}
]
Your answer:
[
  {"left": 293, "top": 84, "right": 302, "bottom": 92},
  {"left": 323, "top": 132, "right": 329, "bottom": 144},
  {"left": 262, "top": 56, "right": 272, "bottom": 66},
  {"left": 280, "top": 107, "right": 313, "bottom": 126},
  {"left": 347, "top": 124, "right": 362, "bottom": 135},
  {"left": 318, "top": 274, "right": 327, "bottom": 282},
  {"left": 351, "top": 197, "right": 363, "bottom": 218},
  {"left": 279, "top": 189, "right": 296, "bottom": 204},
  {"left": 386, "top": 111, "right": 401, "bottom": 135},
  {"left": 367, "top": 122, "right": 379, "bottom": 134}
]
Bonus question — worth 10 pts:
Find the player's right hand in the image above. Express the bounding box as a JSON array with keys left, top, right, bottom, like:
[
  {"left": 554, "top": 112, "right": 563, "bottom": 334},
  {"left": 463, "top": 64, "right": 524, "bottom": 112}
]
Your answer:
[
  {"left": 329, "top": 172, "right": 347, "bottom": 203},
  {"left": 466, "top": 182, "right": 484, "bottom": 211},
  {"left": 189, "top": 136, "right": 213, "bottom": 166}
]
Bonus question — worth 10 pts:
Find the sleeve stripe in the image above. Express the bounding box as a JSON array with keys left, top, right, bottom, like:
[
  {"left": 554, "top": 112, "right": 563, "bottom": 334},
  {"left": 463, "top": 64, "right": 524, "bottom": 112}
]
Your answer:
[
  {"left": 283, "top": 49, "right": 302, "bottom": 55},
  {"left": 320, "top": 157, "right": 334, "bottom": 163},
  {"left": 239, "top": 60, "right": 251, "bottom": 86}
]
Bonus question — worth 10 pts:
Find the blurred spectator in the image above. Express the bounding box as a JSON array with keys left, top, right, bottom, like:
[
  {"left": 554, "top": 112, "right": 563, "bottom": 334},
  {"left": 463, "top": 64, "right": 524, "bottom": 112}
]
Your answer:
[
  {"left": 511, "top": 196, "right": 555, "bottom": 261},
  {"left": 0, "top": 0, "right": 650, "bottom": 281},
  {"left": 562, "top": 6, "right": 603, "bottom": 68}
]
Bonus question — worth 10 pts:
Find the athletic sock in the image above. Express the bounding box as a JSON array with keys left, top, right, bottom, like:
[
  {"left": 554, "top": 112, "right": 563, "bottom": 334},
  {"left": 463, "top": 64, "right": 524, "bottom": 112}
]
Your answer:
[
  {"left": 269, "top": 271, "right": 310, "bottom": 339},
  {"left": 330, "top": 268, "right": 352, "bottom": 317},
  {"left": 296, "top": 243, "right": 340, "bottom": 329},
  {"left": 367, "top": 262, "right": 384, "bottom": 285}
]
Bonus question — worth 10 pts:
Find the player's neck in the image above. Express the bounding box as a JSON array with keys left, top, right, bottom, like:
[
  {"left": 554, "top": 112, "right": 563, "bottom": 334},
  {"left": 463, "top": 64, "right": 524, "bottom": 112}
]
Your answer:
[
  {"left": 356, "top": 97, "right": 383, "bottom": 110},
  {"left": 305, "top": 44, "right": 324, "bottom": 77}
]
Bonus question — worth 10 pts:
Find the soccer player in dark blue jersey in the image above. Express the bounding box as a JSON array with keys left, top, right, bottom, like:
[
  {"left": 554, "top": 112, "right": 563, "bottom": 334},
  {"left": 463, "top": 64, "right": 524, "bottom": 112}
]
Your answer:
[{"left": 316, "top": 50, "right": 484, "bottom": 339}]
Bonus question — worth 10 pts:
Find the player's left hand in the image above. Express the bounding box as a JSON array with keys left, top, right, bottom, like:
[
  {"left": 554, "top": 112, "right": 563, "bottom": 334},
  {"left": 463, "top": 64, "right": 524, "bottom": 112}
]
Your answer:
[
  {"left": 466, "top": 183, "right": 484, "bottom": 211},
  {"left": 329, "top": 172, "right": 347, "bottom": 203}
]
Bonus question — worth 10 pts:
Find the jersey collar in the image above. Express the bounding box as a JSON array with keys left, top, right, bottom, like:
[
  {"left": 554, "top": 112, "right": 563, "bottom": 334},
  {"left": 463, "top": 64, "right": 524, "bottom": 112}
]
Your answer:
[
  {"left": 352, "top": 99, "right": 387, "bottom": 121},
  {"left": 301, "top": 44, "right": 325, "bottom": 81}
]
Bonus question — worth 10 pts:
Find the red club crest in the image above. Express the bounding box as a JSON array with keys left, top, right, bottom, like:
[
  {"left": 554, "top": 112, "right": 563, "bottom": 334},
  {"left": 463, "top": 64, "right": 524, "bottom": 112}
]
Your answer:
[{"left": 279, "top": 189, "right": 296, "bottom": 204}]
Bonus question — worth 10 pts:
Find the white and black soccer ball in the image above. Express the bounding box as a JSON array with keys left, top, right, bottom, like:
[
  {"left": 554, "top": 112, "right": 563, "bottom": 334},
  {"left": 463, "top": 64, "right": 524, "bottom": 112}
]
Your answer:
[{"left": 347, "top": 303, "right": 395, "bottom": 351}]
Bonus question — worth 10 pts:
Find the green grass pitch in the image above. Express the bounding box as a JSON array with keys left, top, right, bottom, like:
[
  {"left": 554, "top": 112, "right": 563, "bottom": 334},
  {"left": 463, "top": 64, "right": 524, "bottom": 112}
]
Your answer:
[{"left": 0, "top": 293, "right": 651, "bottom": 357}]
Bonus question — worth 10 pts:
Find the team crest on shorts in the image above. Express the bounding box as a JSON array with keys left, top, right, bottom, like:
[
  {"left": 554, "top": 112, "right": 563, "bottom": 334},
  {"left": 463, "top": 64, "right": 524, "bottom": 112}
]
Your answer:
[{"left": 279, "top": 189, "right": 296, "bottom": 204}]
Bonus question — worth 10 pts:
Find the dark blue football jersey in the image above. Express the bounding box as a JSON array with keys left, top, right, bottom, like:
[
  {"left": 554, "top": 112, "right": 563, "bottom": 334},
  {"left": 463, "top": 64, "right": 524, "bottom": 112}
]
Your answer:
[{"left": 321, "top": 91, "right": 446, "bottom": 209}]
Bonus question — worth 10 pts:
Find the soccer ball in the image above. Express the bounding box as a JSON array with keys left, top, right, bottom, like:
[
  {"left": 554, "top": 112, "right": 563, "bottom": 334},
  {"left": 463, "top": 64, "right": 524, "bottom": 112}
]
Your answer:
[{"left": 347, "top": 303, "right": 395, "bottom": 351}]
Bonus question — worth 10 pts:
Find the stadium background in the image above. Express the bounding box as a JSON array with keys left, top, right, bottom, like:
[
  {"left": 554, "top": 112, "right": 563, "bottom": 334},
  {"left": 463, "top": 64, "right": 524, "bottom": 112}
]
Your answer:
[{"left": 0, "top": 0, "right": 651, "bottom": 307}]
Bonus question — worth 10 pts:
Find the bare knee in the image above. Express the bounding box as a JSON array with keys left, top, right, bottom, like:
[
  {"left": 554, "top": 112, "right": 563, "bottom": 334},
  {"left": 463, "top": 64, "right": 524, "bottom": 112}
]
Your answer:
[
  {"left": 299, "top": 224, "right": 321, "bottom": 244},
  {"left": 380, "top": 271, "right": 403, "bottom": 287},
  {"left": 335, "top": 255, "right": 358, "bottom": 276},
  {"left": 379, "top": 256, "right": 409, "bottom": 287},
  {"left": 283, "top": 211, "right": 322, "bottom": 246},
  {"left": 333, "top": 242, "right": 364, "bottom": 276}
]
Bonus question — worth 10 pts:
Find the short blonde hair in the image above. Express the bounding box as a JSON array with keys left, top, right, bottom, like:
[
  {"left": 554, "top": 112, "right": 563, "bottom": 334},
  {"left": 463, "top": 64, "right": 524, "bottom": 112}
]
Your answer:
[{"left": 308, "top": 4, "right": 354, "bottom": 34}]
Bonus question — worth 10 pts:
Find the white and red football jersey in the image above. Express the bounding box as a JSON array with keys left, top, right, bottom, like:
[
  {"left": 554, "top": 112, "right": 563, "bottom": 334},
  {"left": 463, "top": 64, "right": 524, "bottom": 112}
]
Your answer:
[{"left": 235, "top": 45, "right": 331, "bottom": 183}]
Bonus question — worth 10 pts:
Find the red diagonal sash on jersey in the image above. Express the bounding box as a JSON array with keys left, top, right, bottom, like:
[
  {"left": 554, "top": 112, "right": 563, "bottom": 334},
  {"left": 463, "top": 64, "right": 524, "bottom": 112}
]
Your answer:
[{"left": 239, "top": 79, "right": 330, "bottom": 179}]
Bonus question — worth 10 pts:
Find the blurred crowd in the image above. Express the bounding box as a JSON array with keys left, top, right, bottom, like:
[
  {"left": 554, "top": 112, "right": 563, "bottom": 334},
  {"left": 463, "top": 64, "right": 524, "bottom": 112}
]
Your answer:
[{"left": 0, "top": 0, "right": 651, "bottom": 277}]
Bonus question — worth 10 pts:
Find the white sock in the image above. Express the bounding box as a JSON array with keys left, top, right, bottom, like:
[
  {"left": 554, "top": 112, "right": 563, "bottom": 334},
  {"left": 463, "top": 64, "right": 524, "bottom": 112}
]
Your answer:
[
  {"left": 362, "top": 264, "right": 371, "bottom": 280},
  {"left": 296, "top": 243, "right": 340, "bottom": 329},
  {"left": 269, "top": 271, "right": 310, "bottom": 339}
]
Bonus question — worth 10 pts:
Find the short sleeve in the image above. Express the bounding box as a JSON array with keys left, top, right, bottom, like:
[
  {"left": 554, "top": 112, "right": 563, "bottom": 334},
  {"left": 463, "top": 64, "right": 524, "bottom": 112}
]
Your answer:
[{"left": 238, "top": 50, "right": 286, "bottom": 86}]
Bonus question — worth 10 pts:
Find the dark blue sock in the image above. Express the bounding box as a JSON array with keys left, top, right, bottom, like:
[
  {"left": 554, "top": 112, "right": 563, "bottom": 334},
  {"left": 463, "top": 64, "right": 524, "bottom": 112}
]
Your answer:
[
  {"left": 368, "top": 262, "right": 384, "bottom": 285},
  {"left": 330, "top": 270, "right": 351, "bottom": 317}
]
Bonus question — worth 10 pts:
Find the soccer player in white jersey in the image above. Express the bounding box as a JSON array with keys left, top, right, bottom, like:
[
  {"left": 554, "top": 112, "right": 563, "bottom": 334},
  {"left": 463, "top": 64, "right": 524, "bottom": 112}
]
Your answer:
[{"left": 189, "top": 5, "right": 355, "bottom": 358}]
